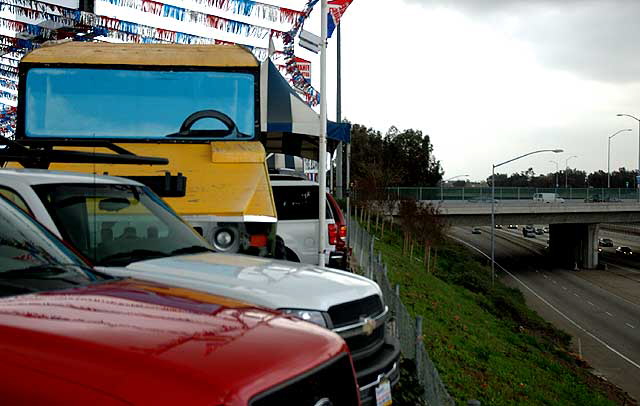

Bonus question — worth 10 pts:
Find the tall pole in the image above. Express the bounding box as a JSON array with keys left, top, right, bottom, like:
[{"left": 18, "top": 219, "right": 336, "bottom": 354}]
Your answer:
[
  {"left": 617, "top": 114, "right": 640, "bottom": 201},
  {"left": 318, "top": 0, "right": 328, "bottom": 267},
  {"left": 608, "top": 137, "right": 611, "bottom": 189},
  {"left": 335, "top": 25, "right": 343, "bottom": 199},
  {"left": 490, "top": 149, "right": 563, "bottom": 286},
  {"left": 607, "top": 129, "right": 631, "bottom": 188},
  {"left": 491, "top": 165, "right": 496, "bottom": 287}
]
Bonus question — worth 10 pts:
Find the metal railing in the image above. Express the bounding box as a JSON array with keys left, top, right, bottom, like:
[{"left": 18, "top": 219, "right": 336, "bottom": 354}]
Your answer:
[
  {"left": 374, "top": 187, "right": 638, "bottom": 201},
  {"left": 350, "top": 219, "right": 455, "bottom": 406}
]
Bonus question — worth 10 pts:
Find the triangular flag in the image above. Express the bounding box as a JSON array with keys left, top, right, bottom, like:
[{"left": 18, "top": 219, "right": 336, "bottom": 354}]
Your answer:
[{"left": 327, "top": 0, "right": 353, "bottom": 38}]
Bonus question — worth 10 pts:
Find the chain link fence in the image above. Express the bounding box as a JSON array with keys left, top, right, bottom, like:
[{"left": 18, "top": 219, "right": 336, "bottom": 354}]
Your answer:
[
  {"left": 359, "top": 186, "right": 638, "bottom": 201},
  {"left": 350, "top": 219, "right": 455, "bottom": 406}
]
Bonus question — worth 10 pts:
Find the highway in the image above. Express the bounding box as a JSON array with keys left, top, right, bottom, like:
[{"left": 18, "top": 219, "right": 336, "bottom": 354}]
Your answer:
[{"left": 449, "top": 226, "right": 640, "bottom": 402}]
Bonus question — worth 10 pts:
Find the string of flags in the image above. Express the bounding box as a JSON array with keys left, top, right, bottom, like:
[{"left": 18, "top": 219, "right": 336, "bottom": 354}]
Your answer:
[
  {"left": 0, "top": 105, "right": 17, "bottom": 137},
  {"left": 98, "top": 0, "right": 279, "bottom": 41},
  {"left": 282, "top": 0, "right": 321, "bottom": 106},
  {"left": 97, "top": 0, "right": 303, "bottom": 29}
]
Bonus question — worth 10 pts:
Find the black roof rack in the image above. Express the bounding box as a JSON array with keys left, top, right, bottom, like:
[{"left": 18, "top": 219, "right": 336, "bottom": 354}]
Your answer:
[{"left": 0, "top": 137, "right": 168, "bottom": 168}]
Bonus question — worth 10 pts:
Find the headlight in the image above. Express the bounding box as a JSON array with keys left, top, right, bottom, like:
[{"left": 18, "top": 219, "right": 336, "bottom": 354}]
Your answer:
[{"left": 280, "top": 309, "right": 328, "bottom": 328}]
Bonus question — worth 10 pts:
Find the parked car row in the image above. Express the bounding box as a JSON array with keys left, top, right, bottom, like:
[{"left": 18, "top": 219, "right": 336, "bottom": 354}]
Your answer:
[
  {"left": 0, "top": 42, "right": 399, "bottom": 405},
  {"left": 0, "top": 195, "right": 362, "bottom": 405},
  {"left": 0, "top": 168, "right": 399, "bottom": 405}
]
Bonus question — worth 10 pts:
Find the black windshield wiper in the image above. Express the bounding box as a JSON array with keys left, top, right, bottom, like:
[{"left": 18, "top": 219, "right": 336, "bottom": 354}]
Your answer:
[
  {"left": 170, "top": 245, "right": 215, "bottom": 256},
  {"left": 98, "top": 249, "right": 168, "bottom": 266}
]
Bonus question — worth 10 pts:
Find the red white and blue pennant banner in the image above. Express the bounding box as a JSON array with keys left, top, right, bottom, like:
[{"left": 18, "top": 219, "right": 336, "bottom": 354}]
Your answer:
[{"left": 327, "top": 0, "right": 352, "bottom": 38}]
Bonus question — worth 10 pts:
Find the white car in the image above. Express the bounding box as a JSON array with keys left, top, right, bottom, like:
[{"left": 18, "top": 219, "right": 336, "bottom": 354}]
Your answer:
[
  {"left": 0, "top": 168, "right": 399, "bottom": 405},
  {"left": 270, "top": 177, "right": 340, "bottom": 266}
]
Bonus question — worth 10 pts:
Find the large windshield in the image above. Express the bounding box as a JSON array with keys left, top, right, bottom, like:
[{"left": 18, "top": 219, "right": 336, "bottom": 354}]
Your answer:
[
  {"left": 25, "top": 68, "right": 255, "bottom": 140},
  {"left": 0, "top": 196, "right": 99, "bottom": 297},
  {"left": 34, "top": 183, "right": 213, "bottom": 266}
]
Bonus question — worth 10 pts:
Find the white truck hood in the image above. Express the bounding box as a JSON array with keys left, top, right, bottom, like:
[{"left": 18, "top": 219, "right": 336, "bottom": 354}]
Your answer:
[{"left": 97, "top": 252, "right": 382, "bottom": 311}]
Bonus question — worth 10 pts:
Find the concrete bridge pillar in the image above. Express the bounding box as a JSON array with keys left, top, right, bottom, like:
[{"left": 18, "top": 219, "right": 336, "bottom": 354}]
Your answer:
[{"left": 548, "top": 223, "right": 599, "bottom": 269}]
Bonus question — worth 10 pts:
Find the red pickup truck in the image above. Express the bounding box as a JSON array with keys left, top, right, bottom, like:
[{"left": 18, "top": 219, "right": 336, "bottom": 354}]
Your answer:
[{"left": 0, "top": 196, "right": 360, "bottom": 405}]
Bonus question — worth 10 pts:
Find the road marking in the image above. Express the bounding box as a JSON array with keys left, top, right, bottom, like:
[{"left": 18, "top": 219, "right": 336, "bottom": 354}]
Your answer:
[
  {"left": 553, "top": 280, "right": 557, "bottom": 284},
  {"left": 543, "top": 275, "right": 548, "bottom": 279},
  {"left": 574, "top": 293, "right": 580, "bottom": 298},
  {"left": 606, "top": 312, "right": 614, "bottom": 317},
  {"left": 562, "top": 286, "right": 567, "bottom": 290},
  {"left": 449, "top": 235, "right": 640, "bottom": 372},
  {"left": 626, "top": 323, "right": 636, "bottom": 329},
  {"left": 587, "top": 301, "right": 594, "bottom": 306}
]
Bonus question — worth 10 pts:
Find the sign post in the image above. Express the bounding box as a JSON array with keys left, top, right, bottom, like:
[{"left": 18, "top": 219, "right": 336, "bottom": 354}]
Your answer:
[{"left": 318, "top": 0, "right": 328, "bottom": 267}]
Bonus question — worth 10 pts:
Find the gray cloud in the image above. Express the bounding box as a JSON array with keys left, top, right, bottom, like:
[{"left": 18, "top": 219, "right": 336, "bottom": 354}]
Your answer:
[{"left": 402, "top": 0, "right": 640, "bottom": 84}]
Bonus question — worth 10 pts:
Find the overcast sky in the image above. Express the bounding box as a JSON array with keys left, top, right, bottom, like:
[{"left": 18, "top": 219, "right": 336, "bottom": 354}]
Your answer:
[{"left": 297, "top": 0, "right": 640, "bottom": 182}]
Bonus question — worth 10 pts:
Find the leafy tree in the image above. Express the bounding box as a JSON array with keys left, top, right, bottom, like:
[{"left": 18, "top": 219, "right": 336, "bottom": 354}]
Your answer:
[{"left": 351, "top": 124, "right": 442, "bottom": 191}]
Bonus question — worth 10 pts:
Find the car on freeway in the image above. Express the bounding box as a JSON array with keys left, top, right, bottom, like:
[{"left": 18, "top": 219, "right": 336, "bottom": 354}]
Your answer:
[
  {"left": 0, "top": 193, "right": 361, "bottom": 405},
  {"left": 543, "top": 226, "right": 549, "bottom": 233},
  {"left": 585, "top": 195, "right": 622, "bottom": 203},
  {"left": 472, "top": 227, "right": 482, "bottom": 234},
  {"left": 508, "top": 224, "right": 518, "bottom": 230},
  {"left": 523, "top": 225, "right": 536, "bottom": 238},
  {"left": 533, "top": 193, "right": 565, "bottom": 203},
  {"left": 616, "top": 246, "right": 633, "bottom": 256},
  {"left": 494, "top": 224, "right": 503, "bottom": 229},
  {"left": 0, "top": 168, "right": 399, "bottom": 404},
  {"left": 535, "top": 227, "right": 544, "bottom": 235},
  {"left": 599, "top": 238, "right": 614, "bottom": 247}
]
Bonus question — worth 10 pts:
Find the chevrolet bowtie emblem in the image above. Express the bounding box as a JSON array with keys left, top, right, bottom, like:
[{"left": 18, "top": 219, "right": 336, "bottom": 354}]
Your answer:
[{"left": 362, "top": 317, "right": 377, "bottom": 336}]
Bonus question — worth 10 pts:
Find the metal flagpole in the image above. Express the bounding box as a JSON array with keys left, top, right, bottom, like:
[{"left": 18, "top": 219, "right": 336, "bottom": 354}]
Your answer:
[
  {"left": 318, "top": 0, "right": 328, "bottom": 267},
  {"left": 335, "top": 25, "right": 343, "bottom": 199}
]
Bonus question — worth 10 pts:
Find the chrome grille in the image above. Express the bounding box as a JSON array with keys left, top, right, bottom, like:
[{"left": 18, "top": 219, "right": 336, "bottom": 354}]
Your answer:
[
  {"left": 328, "top": 294, "right": 383, "bottom": 328},
  {"left": 344, "top": 325, "right": 385, "bottom": 360}
]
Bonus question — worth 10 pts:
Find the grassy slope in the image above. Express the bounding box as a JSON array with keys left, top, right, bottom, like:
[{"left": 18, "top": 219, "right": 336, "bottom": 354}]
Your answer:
[{"left": 367, "top": 223, "right": 620, "bottom": 405}]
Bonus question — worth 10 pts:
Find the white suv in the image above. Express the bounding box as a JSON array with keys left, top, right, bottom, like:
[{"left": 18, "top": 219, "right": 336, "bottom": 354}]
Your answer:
[{"left": 270, "top": 177, "right": 339, "bottom": 266}]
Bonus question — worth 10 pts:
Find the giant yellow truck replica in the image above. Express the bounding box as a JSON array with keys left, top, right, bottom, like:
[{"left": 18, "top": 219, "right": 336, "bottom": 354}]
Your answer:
[{"left": 11, "top": 42, "right": 280, "bottom": 257}]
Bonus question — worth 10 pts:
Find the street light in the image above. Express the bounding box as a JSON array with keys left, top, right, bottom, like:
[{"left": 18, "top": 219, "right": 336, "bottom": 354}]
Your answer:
[
  {"left": 491, "top": 148, "right": 563, "bottom": 286},
  {"left": 440, "top": 174, "right": 469, "bottom": 201},
  {"left": 549, "top": 160, "right": 559, "bottom": 188},
  {"left": 617, "top": 113, "right": 640, "bottom": 201},
  {"left": 564, "top": 155, "right": 577, "bottom": 188},
  {"left": 607, "top": 129, "right": 632, "bottom": 188}
]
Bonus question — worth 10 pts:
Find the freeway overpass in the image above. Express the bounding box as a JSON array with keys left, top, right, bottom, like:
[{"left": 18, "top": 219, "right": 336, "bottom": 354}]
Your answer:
[
  {"left": 434, "top": 200, "right": 640, "bottom": 270},
  {"left": 372, "top": 186, "right": 640, "bottom": 270}
]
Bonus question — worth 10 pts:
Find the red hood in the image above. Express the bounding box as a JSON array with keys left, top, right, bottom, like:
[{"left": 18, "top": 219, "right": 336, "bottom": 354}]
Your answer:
[{"left": 0, "top": 279, "right": 350, "bottom": 405}]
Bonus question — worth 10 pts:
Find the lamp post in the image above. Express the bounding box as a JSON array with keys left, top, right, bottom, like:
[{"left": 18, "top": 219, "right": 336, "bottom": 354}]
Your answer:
[
  {"left": 440, "top": 174, "right": 469, "bottom": 202},
  {"left": 491, "top": 149, "right": 563, "bottom": 286},
  {"left": 564, "top": 155, "right": 577, "bottom": 188},
  {"left": 549, "top": 160, "right": 559, "bottom": 188},
  {"left": 617, "top": 113, "right": 640, "bottom": 201},
  {"left": 608, "top": 129, "right": 632, "bottom": 188}
]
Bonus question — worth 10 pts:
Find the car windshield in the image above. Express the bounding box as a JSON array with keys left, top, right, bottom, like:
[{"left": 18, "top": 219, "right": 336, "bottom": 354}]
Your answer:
[
  {"left": 24, "top": 68, "right": 255, "bottom": 140},
  {"left": 33, "top": 183, "right": 213, "bottom": 266},
  {"left": 0, "top": 196, "right": 100, "bottom": 298}
]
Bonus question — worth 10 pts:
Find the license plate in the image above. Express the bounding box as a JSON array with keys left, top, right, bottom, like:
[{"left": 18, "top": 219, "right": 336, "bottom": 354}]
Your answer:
[{"left": 375, "top": 379, "right": 392, "bottom": 406}]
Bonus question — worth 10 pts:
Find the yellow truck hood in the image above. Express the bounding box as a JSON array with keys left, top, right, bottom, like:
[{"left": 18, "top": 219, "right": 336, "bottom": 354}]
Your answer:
[{"left": 37, "top": 142, "right": 276, "bottom": 221}]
